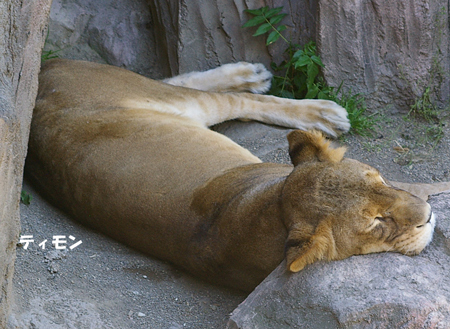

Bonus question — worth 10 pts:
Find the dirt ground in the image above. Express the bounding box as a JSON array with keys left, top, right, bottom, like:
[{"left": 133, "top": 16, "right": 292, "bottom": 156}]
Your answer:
[{"left": 11, "top": 106, "right": 450, "bottom": 328}]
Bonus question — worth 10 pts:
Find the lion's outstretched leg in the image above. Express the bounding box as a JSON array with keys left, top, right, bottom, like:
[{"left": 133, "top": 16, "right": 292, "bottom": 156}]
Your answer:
[
  {"left": 161, "top": 63, "right": 349, "bottom": 137},
  {"left": 175, "top": 92, "right": 350, "bottom": 137},
  {"left": 162, "top": 62, "right": 272, "bottom": 94},
  {"left": 41, "top": 59, "right": 347, "bottom": 137},
  {"left": 124, "top": 90, "right": 350, "bottom": 137}
]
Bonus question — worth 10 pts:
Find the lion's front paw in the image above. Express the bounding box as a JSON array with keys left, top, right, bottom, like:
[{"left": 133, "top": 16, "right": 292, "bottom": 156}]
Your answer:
[
  {"left": 313, "top": 100, "right": 351, "bottom": 137},
  {"left": 273, "top": 99, "right": 350, "bottom": 137},
  {"left": 163, "top": 62, "right": 272, "bottom": 94},
  {"left": 216, "top": 62, "right": 272, "bottom": 94}
]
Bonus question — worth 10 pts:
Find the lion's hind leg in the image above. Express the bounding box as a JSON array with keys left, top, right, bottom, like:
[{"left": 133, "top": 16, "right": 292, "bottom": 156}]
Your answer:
[{"left": 162, "top": 62, "right": 272, "bottom": 94}]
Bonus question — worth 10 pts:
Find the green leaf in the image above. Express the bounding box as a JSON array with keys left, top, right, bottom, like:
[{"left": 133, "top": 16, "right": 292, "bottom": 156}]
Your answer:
[
  {"left": 294, "top": 55, "right": 311, "bottom": 68},
  {"left": 307, "top": 62, "right": 319, "bottom": 84},
  {"left": 242, "top": 15, "right": 266, "bottom": 28},
  {"left": 270, "top": 62, "right": 280, "bottom": 71},
  {"left": 311, "top": 55, "right": 324, "bottom": 67},
  {"left": 266, "top": 30, "right": 281, "bottom": 45},
  {"left": 260, "top": 6, "right": 269, "bottom": 14},
  {"left": 293, "top": 74, "right": 307, "bottom": 91},
  {"left": 41, "top": 49, "right": 61, "bottom": 63},
  {"left": 305, "top": 84, "right": 319, "bottom": 99},
  {"left": 269, "top": 13, "right": 287, "bottom": 25},
  {"left": 292, "top": 49, "right": 303, "bottom": 59},
  {"left": 21, "top": 190, "right": 32, "bottom": 206},
  {"left": 266, "top": 7, "right": 284, "bottom": 18},
  {"left": 282, "top": 78, "right": 293, "bottom": 89},
  {"left": 253, "top": 23, "right": 272, "bottom": 37},
  {"left": 304, "top": 41, "right": 316, "bottom": 54},
  {"left": 280, "top": 89, "right": 294, "bottom": 99},
  {"left": 244, "top": 8, "right": 264, "bottom": 16},
  {"left": 318, "top": 90, "right": 330, "bottom": 100},
  {"left": 277, "top": 25, "right": 287, "bottom": 33}
]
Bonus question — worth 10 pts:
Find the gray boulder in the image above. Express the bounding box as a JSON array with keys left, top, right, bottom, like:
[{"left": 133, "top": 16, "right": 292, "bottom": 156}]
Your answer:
[
  {"left": 44, "top": 0, "right": 161, "bottom": 78},
  {"left": 0, "top": 0, "right": 52, "bottom": 326},
  {"left": 227, "top": 191, "right": 450, "bottom": 329}
]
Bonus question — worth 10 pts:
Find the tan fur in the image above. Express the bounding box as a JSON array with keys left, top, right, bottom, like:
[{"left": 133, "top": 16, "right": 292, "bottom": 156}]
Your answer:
[
  {"left": 287, "top": 130, "right": 347, "bottom": 165},
  {"left": 27, "top": 59, "right": 439, "bottom": 291}
]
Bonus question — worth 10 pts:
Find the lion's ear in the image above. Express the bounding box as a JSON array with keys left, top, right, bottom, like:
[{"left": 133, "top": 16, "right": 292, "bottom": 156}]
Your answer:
[
  {"left": 285, "top": 221, "right": 336, "bottom": 272},
  {"left": 287, "top": 130, "right": 346, "bottom": 167}
]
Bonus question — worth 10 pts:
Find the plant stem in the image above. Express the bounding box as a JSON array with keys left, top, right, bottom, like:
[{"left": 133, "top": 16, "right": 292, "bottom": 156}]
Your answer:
[{"left": 264, "top": 16, "right": 289, "bottom": 45}]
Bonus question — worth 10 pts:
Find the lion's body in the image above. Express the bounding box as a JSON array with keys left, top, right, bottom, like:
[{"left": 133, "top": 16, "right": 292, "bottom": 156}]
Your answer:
[
  {"left": 28, "top": 59, "right": 307, "bottom": 289},
  {"left": 27, "top": 59, "right": 437, "bottom": 291}
]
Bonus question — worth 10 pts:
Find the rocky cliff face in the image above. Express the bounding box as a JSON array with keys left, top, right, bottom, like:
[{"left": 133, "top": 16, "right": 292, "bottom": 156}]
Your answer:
[
  {"left": 318, "top": 0, "right": 450, "bottom": 112},
  {"left": 44, "top": 0, "right": 161, "bottom": 77},
  {"left": 44, "top": 0, "right": 318, "bottom": 77},
  {"left": 0, "top": 0, "right": 52, "bottom": 326},
  {"left": 45, "top": 0, "right": 449, "bottom": 110}
]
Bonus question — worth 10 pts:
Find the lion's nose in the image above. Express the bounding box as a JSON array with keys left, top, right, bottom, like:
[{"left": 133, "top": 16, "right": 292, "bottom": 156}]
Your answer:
[{"left": 417, "top": 211, "right": 434, "bottom": 229}]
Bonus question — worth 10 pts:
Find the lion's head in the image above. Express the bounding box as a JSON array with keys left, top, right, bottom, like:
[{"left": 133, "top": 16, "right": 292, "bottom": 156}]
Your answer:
[{"left": 283, "top": 130, "right": 435, "bottom": 272}]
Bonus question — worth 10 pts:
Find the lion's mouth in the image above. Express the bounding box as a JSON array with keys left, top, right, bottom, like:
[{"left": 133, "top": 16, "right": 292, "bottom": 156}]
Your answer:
[
  {"left": 419, "top": 212, "right": 436, "bottom": 252},
  {"left": 393, "top": 212, "right": 436, "bottom": 256},
  {"left": 426, "top": 212, "right": 436, "bottom": 235},
  {"left": 427, "top": 211, "right": 434, "bottom": 224},
  {"left": 418, "top": 211, "right": 434, "bottom": 228}
]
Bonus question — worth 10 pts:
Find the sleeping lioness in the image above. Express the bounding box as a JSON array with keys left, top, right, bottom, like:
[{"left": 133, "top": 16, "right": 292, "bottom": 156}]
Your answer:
[{"left": 27, "top": 59, "right": 438, "bottom": 291}]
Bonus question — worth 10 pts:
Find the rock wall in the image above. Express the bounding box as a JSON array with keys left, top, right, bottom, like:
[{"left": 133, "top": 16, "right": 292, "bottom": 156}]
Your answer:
[
  {"left": 0, "top": 0, "right": 52, "bottom": 326},
  {"left": 44, "top": 0, "right": 161, "bottom": 77},
  {"left": 148, "top": 0, "right": 317, "bottom": 76},
  {"left": 45, "top": 0, "right": 317, "bottom": 77},
  {"left": 45, "top": 0, "right": 449, "bottom": 110},
  {"left": 318, "top": 0, "right": 450, "bottom": 111},
  {"left": 227, "top": 191, "right": 450, "bottom": 328}
]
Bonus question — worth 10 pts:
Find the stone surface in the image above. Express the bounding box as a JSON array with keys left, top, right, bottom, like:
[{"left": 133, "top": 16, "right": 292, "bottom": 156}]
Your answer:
[
  {"left": 213, "top": 121, "right": 292, "bottom": 164},
  {"left": 227, "top": 191, "right": 450, "bottom": 329},
  {"left": 0, "top": 0, "right": 52, "bottom": 326},
  {"left": 45, "top": 0, "right": 449, "bottom": 110},
  {"left": 148, "top": 0, "right": 316, "bottom": 76},
  {"left": 318, "top": 0, "right": 450, "bottom": 112},
  {"left": 45, "top": 0, "right": 161, "bottom": 77},
  {"left": 45, "top": 0, "right": 316, "bottom": 77}
]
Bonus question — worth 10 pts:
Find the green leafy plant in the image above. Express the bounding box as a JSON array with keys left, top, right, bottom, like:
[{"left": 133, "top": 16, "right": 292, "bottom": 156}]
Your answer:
[
  {"left": 269, "top": 41, "right": 331, "bottom": 100},
  {"left": 328, "top": 85, "right": 377, "bottom": 137},
  {"left": 243, "top": 6, "right": 375, "bottom": 135},
  {"left": 243, "top": 7, "right": 326, "bottom": 99},
  {"left": 405, "top": 87, "right": 444, "bottom": 147},
  {"left": 408, "top": 87, "right": 440, "bottom": 123},
  {"left": 243, "top": 6, "right": 288, "bottom": 46},
  {"left": 41, "top": 30, "right": 61, "bottom": 63},
  {"left": 400, "top": 72, "right": 445, "bottom": 146},
  {"left": 21, "top": 190, "right": 32, "bottom": 206},
  {"left": 41, "top": 49, "right": 60, "bottom": 63}
]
